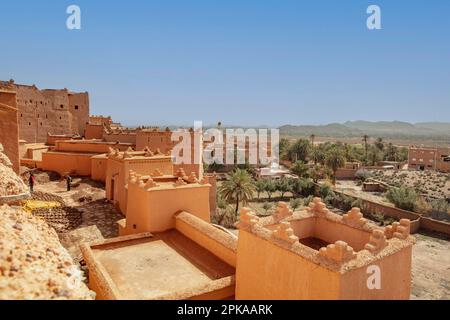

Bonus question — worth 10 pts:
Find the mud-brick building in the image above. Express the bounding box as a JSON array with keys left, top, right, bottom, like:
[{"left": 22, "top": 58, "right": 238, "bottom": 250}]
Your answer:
[{"left": 0, "top": 80, "right": 89, "bottom": 144}]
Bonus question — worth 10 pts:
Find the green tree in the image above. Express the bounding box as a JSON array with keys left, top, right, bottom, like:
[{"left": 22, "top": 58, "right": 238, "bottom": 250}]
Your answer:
[
  {"left": 362, "top": 135, "right": 370, "bottom": 163},
  {"left": 276, "top": 177, "right": 293, "bottom": 198},
  {"left": 279, "top": 138, "right": 291, "bottom": 161},
  {"left": 288, "top": 139, "right": 310, "bottom": 162},
  {"left": 310, "top": 164, "right": 324, "bottom": 183},
  {"left": 374, "top": 137, "right": 384, "bottom": 151},
  {"left": 325, "top": 146, "right": 346, "bottom": 185},
  {"left": 294, "top": 178, "right": 315, "bottom": 197},
  {"left": 263, "top": 179, "right": 278, "bottom": 200},
  {"left": 254, "top": 179, "right": 266, "bottom": 199},
  {"left": 310, "top": 147, "right": 326, "bottom": 165},
  {"left": 219, "top": 168, "right": 256, "bottom": 214},
  {"left": 291, "top": 160, "right": 310, "bottom": 178}
]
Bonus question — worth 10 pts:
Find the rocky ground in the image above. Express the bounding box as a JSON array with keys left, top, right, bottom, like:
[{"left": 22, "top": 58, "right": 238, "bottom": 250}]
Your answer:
[
  {"left": 0, "top": 205, "right": 94, "bottom": 300},
  {"left": 370, "top": 169, "right": 450, "bottom": 199}
]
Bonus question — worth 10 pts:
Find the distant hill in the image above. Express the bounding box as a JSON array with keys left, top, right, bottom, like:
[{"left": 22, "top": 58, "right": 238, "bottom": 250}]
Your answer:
[{"left": 279, "top": 121, "right": 450, "bottom": 140}]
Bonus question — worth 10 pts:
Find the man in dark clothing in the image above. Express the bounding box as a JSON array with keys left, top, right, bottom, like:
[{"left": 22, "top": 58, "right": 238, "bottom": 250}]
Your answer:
[
  {"left": 66, "top": 175, "right": 73, "bottom": 191},
  {"left": 29, "top": 173, "right": 35, "bottom": 193}
]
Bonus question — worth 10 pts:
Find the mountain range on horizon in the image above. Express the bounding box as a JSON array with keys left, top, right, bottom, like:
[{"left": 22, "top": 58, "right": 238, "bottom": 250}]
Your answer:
[{"left": 279, "top": 121, "right": 450, "bottom": 140}]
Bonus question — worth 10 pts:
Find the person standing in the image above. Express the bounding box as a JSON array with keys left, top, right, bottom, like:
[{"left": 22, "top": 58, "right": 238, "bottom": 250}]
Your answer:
[
  {"left": 66, "top": 175, "right": 73, "bottom": 192},
  {"left": 28, "top": 173, "right": 35, "bottom": 193}
]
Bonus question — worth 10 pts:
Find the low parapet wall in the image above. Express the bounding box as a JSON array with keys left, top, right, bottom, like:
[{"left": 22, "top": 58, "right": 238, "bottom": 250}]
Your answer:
[
  {"left": 175, "top": 211, "right": 237, "bottom": 267},
  {"left": 333, "top": 188, "right": 449, "bottom": 236}
]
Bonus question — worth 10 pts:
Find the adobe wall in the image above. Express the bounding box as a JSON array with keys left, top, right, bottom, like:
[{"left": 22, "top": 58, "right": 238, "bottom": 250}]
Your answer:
[
  {"left": 236, "top": 230, "right": 341, "bottom": 299},
  {"left": 136, "top": 130, "right": 173, "bottom": 153},
  {"left": 105, "top": 155, "right": 174, "bottom": 214},
  {"left": 47, "top": 134, "right": 82, "bottom": 146},
  {"left": 103, "top": 131, "right": 137, "bottom": 145},
  {"left": 0, "top": 80, "right": 89, "bottom": 143},
  {"left": 235, "top": 201, "right": 414, "bottom": 300},
  {"left": 85, "top": 124, "right": 104, "bottom": 140},
  {"left": 55, "top": 140, "right": 132, "bottom": 153},
  {"left": 335, "top": 168, "right": 358, "bottom": 180},
  {"left": 175, "top": 211, "right": 237, "bottom": 267},
  {"left": 136, "top": 129, "right": 203, "bottom": 177},
  {"left": 91, "top": 155, "right": 108, "bottom": 182},
  {"left": 39, "top": 152, "right": 93, "bottom": 176},
  {"left": 332, "top": 189, "right": 422, "bottom": 234},
  {"left": 0, "top": 91, "right": 19, "bottom": 173},
  {"left": 339, "top": 246, "right": 412, "bottom": 300},
  {"left": 123, "top": 181, "right": 211, "bottom": 234},
  {"left": 68, "top": 92, "right": 89, "bottom": 135}
]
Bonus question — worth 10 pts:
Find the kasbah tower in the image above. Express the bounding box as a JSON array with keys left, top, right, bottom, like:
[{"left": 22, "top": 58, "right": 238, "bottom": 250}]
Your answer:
[{"left": 0, "top": 79, "right": 89, "bottom": 144}]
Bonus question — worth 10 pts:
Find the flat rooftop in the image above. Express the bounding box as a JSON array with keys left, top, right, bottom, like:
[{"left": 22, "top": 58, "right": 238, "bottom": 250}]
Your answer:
[{"left": 85, "top": 230, "right": 235, "bottom": 299}]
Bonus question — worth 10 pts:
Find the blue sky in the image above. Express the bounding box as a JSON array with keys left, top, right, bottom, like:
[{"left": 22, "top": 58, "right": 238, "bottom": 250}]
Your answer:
[{"left": 0, "top": 0, "right": 449, "bottom": 126}]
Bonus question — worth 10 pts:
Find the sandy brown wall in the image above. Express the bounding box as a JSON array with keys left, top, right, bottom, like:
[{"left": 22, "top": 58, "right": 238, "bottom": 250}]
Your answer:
[{"left": 0, "top": 92, "right": 19, "bottom": 173}]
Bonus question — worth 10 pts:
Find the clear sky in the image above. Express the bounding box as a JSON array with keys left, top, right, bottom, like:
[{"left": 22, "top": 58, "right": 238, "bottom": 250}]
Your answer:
[{"left": 0, "top": 0, "right": 449, "bottom": 127}]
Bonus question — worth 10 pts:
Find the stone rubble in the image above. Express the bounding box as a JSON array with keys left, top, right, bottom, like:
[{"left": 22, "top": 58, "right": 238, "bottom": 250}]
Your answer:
[
  {"left": 0, "top": 144, "right": 28, "bottom": 197},
  {"left": 0, "top": 204, "right": 94, "bottom": 300}
]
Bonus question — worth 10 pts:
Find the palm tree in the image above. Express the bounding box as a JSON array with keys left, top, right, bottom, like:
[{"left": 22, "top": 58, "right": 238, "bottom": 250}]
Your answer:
[
  {"left": 289, "top": 139, "right": 310, "bottom": 162},
  {"left": 362, "top": 135, "right": 369, "bottom": 163},
  {"left": 325, "top": 147, "right": 346, "bottom": 185},
  {"left": 219, "top": 168, "right": 256, "bottom": 214},
  {"left": 309, "top": 134, "right": 316, "bottom": 147},
  {"left": 375, "top": 137, "right": 384, "bottom": 151},
  {"left": 255, "top": 179, "right": 266, "bottom": 199}
]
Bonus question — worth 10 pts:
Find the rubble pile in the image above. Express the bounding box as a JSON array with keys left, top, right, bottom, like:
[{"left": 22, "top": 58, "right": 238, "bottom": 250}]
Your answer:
[
  {"left": 0, "top": 205, "right": 94, "bottom": 300},
  {"left": 0, "top": 144, "right": 28, "bottom": 197}
]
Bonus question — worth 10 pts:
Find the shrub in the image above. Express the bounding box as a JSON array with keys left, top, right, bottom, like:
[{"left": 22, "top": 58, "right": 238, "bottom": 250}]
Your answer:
[
  {"left": 319, "top": 183, "right": 333, "bottom": 199},
  {"left": 385, "top": 187, "right": 417, "bottom": 211},
  {"left": 289, "top": 198, "right": 302, "bottom": 211},
  {"left": 303, "top": 195, "right": 314, "bottom": 206},
  {"left": 414, "top": 196, "right": 432, "bottom": 215},
  {"left": 261, "top": 202, "right": 273, "bottom": 215}
]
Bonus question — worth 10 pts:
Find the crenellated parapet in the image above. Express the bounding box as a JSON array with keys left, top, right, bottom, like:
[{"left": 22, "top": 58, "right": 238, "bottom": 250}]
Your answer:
[
  {"left": 342, "top": 208, "right": 367, "bottom": 228},
  {"left": 143, "top": 177, "right": 159, "bottom": 189},
  {"left": 272, "top": 202, "right": 293, "bottom": 222},
  {"left": 385, "top": 219, "right": 411, "bottom": 240},
  {"left": 187, "top": 172, "right": 199, "bottom": 183},
  {"left": 364, "top": 229, "right": 388, "bottom": 254},
  {"left": 175, "top": 168, "right": 188, "bottom": 180},
  {"left": 318, "top": 241, "right": 357, "bottom": 264},
  {"left": 271, "top": 222, "right": 298, "bottom": 245},
  {"left": 173, "top": 177, "right": 187, "bottom": 187},
  {"left": 307, "top": 197, "right": 330, "bottom": 218},
  {"left": 238, "top": 207, "right": 259, "bottom": 230}
]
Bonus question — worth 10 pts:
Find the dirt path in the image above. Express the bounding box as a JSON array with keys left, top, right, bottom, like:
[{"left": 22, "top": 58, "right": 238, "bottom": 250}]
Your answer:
[{"left": 411, "top": 233, "right": 450, "bottom": 300}]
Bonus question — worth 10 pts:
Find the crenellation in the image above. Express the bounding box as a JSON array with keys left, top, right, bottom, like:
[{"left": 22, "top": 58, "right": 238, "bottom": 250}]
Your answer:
[
  {"left": 272, "top": 202, "right": 293, "bottom": 222},
  {"left": 271, "top": 221, "right": 299, "bottom": 245},
  {"left": 342, "top": 207, "right": 367, "bottom": 228},
  {"left": 385, "top": 219, "right": 411, "bottom": 240},
  {"left": 318, "top": 241, "right": 357, "bottom": 264},
  {"left": 307, "top": 197, "right": 330, "bottom": 217},
  {"left": 365, "top": 229, "right": 388, "bottom": 254}
]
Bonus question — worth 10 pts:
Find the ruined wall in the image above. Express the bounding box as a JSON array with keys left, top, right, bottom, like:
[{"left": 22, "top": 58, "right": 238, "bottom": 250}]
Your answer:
[
  {"left": 0, "top": 91, "right": 19, "bottom": 173},
  {"left": 0, "top": 80, "right": 89, "bottom": 143}
]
